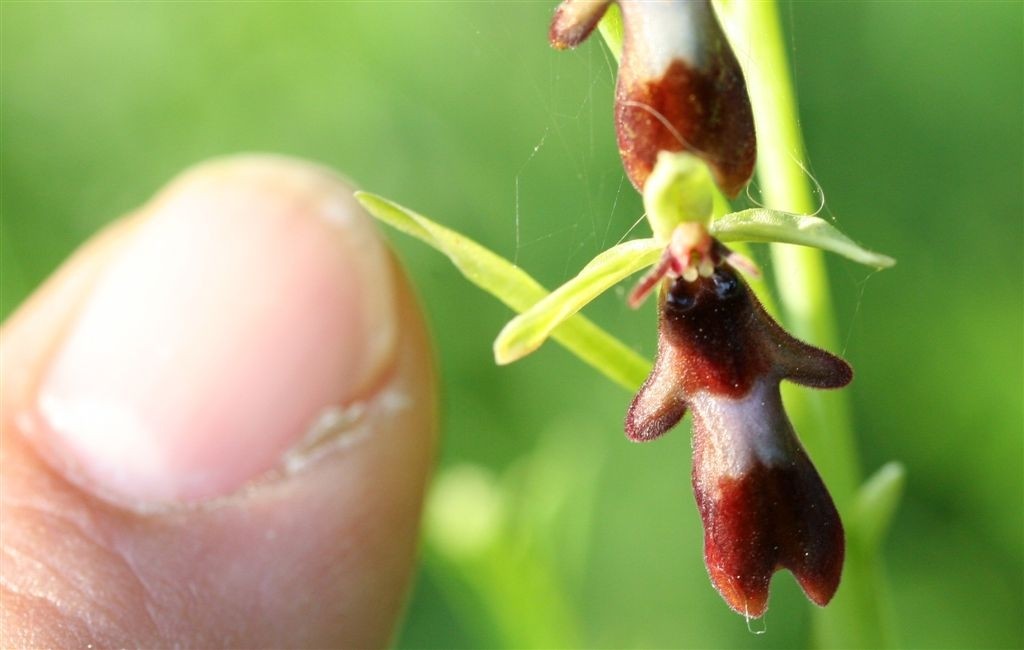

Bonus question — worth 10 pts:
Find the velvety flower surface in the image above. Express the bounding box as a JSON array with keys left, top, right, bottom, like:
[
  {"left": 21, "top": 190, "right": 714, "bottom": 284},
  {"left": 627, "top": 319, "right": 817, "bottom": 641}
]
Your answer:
[
  {"left": 550, "top": 0, "right": 756, "bottom": 196},
  {"left": 626, "top": 264, "right": 852, "bottom": 617}
]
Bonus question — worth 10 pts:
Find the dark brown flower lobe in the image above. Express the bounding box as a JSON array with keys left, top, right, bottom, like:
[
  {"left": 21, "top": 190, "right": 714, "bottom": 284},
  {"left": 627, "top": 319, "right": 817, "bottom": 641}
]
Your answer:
[{"left": 626, "top": 266, "right": 851, "bottom": 617}]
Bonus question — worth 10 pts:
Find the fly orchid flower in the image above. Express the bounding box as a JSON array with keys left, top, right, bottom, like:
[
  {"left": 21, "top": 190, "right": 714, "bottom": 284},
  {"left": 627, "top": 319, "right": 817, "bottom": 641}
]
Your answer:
[
  {"left": 353, "top": 0, "right": 894, "bottom": 622},
  {"left": 550, "top": 0, "right": 756, "bottom": 198},
  {"left": 356, "top": 174, "right": 892, "bottom": 621},
  {"left": 479, "top": 147, "right": 888, "bottom": 616},
  {"left": 627, "top": 263, "right": 851, "bottom": 617},
  {"left": 358, "top": 186, "right": 891, "bottom": 623}
]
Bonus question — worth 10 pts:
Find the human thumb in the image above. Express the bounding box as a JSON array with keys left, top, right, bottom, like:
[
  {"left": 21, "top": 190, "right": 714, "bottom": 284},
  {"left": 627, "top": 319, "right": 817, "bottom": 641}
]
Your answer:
[{"left": 0, "top": 155, "right": 436, "bottom": 648}]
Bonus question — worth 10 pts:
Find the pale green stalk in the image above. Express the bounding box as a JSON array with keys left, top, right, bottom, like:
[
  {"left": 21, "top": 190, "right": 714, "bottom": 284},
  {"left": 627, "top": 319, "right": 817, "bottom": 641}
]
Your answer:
[
  {"left": 718, "top": 1, "right": 899, "bottom": 647},
  {"left": 720, "top": 0, "right": 859, "bottom": 505}
]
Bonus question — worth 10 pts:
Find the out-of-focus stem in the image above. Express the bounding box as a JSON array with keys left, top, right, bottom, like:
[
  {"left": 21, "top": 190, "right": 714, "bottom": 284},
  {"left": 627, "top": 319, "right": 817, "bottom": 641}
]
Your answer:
[
  {"left": 717, "top": 0, "right": 896, "bottom": 647},
  {"left": 718, "top": 0, "right": 859, "bottom": 506}
]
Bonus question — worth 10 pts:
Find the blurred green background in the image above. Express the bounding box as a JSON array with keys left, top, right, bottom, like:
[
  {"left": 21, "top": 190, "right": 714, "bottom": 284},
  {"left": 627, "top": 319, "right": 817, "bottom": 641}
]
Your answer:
[{"left": 2, "top": 2, "right": 1021, "bottom": 648}]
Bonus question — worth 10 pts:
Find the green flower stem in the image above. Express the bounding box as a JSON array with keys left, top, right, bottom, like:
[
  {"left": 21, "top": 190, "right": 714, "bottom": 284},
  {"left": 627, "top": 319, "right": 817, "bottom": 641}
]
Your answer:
[
  {"left": 597, "top": 3, "right": 624, "bottom": 62},
  {"left": 723, "top": 0, "right": 859, "bottom": 504},
  {"left": 722, "top": 0, "right": 897, "bottom": 646}
]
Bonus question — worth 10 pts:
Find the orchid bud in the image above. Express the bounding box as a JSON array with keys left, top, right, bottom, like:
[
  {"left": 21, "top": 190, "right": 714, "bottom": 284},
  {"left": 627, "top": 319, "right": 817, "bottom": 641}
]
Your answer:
[
  {"left": 626, "top": 264, "right": 851, "bottom": 617},
  {"left": 550, "top": 0, "right": 756, "bottom": 197}
]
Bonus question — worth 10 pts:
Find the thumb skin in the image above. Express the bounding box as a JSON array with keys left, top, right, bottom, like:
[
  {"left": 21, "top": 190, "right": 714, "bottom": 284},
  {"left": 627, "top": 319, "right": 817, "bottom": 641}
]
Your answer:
[{"left": 0, "top": 155, "right": 437, "bottom": 648}]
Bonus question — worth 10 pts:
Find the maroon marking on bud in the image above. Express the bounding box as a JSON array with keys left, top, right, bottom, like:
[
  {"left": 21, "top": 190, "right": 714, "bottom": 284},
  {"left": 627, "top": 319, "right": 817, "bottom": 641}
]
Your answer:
[
  {"left": 549, "top": 0, "right": 756, "bottom": 197},
  {"left": 625, "top": 263, "right": 851, "bottom": 616},
  {"left": 615, "top": 55, "right": 756, "bottom": 197}
]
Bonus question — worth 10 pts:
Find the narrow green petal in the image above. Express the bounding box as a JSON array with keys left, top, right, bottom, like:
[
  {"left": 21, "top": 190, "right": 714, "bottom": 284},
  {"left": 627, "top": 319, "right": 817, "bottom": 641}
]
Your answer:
[
  {"left": 494, "top": 239, "right": 663, "bottom": 365},
  {"left": 355, "top": 192, "right": 651, "bottom": 390},
  {"left": 711, "top": 208, "right": 896, "bottom": 268}
]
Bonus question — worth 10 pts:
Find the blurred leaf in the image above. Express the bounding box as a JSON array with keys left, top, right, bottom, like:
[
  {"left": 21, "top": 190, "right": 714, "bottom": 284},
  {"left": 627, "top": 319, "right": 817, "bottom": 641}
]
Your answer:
[
  {"left": 426, "top": 465, "right": 507, "bottom": 560},
  {"left": 494, "top": 238, "right": 662, "bottom": 365},
  {"left": 424, "top": 462, "right": 583, "bottom": 649},
  {"left": 712, "top": 208, "right": 896, "bottom": 268},
  {"left": 813, "top": 462, "right": 906, "bottom": 649},
  {"left": 355, "top": 192, "right": 651, "bottom": 390},
  {"left": 851, "top": 462, "right": 907, "bottom": 549}
]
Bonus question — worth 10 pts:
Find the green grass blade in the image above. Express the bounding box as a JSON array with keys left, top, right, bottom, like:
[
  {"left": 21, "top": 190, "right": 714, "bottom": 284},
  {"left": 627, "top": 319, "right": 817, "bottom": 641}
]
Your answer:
[
  {"left": 494, "top": 239, "right": 662, "bottom": 364},
  {"left": 712, "top": 208, "right": 896, "bottom": 269},
  {"left": 355, "top": 192, "right": 652, "bottom": 390}
]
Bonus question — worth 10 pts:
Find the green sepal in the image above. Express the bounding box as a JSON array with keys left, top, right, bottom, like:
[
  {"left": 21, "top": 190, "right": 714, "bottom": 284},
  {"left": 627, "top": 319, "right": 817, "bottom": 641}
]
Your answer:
[
  {"left": 355, "top": 192, "right": 651, "bottom": 390},
  {"left": 494, "top": 239, "right": 663, "bottom": 365},
  {"left": 712, "top": 208, "right": 896, "bottom": 268}
]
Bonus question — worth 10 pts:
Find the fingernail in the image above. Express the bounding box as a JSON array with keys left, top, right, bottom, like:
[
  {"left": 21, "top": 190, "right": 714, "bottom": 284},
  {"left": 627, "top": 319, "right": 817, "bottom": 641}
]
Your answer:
[{"left": 32, "top": 155, "right": 397, "bottom": 505}]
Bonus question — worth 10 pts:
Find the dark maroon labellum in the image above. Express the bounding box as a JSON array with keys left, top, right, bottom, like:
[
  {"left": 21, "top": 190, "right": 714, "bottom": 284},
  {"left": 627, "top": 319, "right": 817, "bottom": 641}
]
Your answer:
[{"left": 626, "top": 265, "right": 852, "bottom": 617}]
